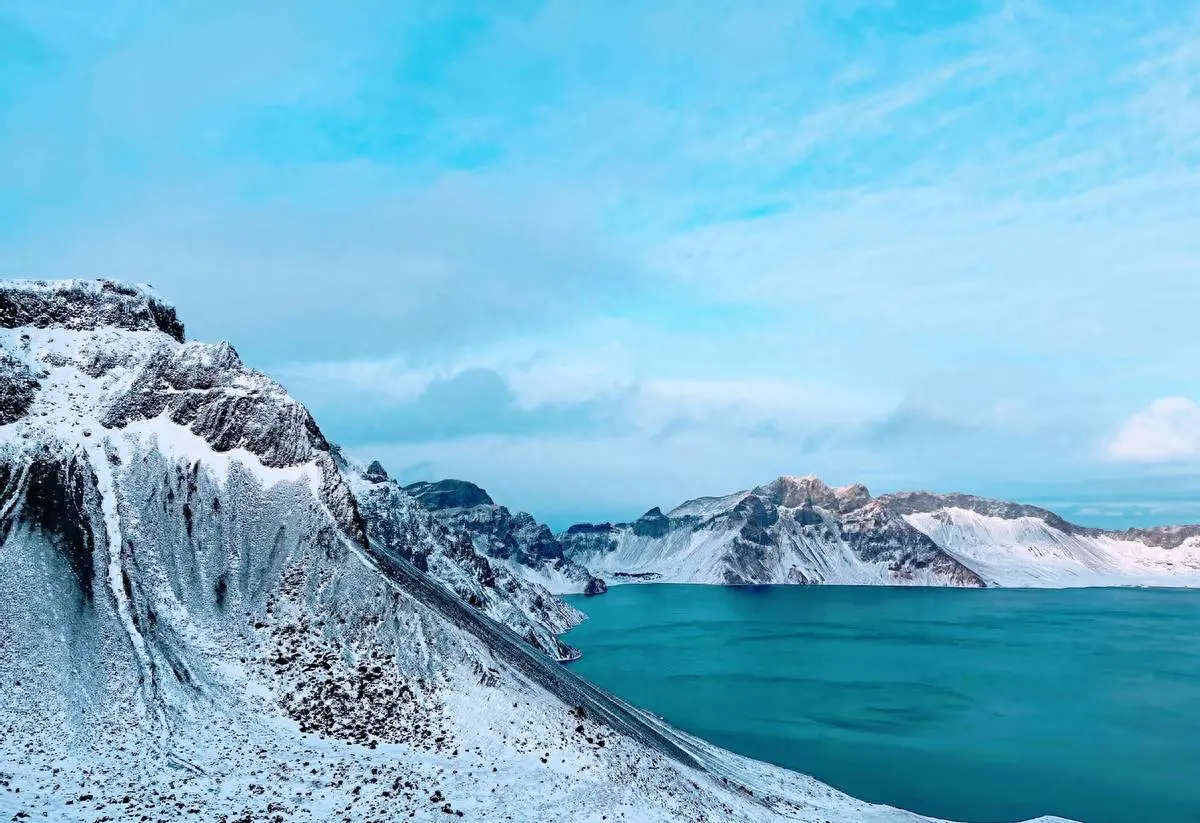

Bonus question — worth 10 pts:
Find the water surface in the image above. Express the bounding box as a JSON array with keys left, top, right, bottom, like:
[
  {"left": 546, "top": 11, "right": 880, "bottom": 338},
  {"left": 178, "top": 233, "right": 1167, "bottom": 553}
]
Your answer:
[{"left": 564, "top": 585, "right": 1200, "bottom": 823}]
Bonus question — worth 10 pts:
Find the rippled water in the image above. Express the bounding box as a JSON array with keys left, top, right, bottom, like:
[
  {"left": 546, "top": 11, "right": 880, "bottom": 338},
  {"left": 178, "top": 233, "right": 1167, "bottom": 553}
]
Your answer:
[{"left": 563, "top": 584, "right": 1200, "bottom": 823}]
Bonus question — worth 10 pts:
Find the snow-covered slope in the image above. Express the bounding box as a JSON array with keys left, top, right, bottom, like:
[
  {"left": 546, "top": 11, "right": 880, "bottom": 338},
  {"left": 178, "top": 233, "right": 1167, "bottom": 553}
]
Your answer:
[
  {"left": 561, "top": 476, "right": 984, "bottom": 587},
  {"left": 405, "top": 477, "right": 607, "bottom": 595},
  {"left": 882, "top": 492, "right": 1200, "bottom": 587},
  {"left": 3, "top": 279, "right": 1073, "bottom": 823},
  {"left": 344, "top": 457, "right": 587, "bottom": 660}
]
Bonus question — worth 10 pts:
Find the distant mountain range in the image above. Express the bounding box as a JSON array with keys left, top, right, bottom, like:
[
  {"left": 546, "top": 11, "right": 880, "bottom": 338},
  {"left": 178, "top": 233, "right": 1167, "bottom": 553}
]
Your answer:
[
  {"left": 553, "top": 476, "right": 1200, "bottom": 589},
  {"left": 397, "top": 474, "right": 1200, "bottom": 592}
]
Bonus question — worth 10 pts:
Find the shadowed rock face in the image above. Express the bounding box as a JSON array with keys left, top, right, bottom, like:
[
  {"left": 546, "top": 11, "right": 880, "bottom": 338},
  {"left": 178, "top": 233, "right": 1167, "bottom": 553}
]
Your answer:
[
  {"left": 11, "top": 455, "right": 98, "bottom": 604},
  {"left": 405, "top": 479, "right": 494, "bottom": 510},
  {"left": 363, "top": 460, "right": 389, "bottom": 483},
  {"left": 0, "top": 352, "right": 42, "bottom": 426},
  {"left": 0, "top": 279, "right": 184, "bottom": 341},
  {"left": 583, "top": 577, "right": 608, "bottom": 596},
  {"left": 632, "top": 508, "right": 670, "bottom": 539}
]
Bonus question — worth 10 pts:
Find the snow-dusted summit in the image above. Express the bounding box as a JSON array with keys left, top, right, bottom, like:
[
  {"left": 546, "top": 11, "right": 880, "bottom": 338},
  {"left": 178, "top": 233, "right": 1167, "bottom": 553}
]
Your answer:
[{"left": 4, "top": 279, "right": 1075, "bottom": 822}]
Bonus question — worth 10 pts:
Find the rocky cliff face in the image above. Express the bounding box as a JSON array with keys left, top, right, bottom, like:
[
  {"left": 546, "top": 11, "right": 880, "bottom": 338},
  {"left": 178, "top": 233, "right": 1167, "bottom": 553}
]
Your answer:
[
  {"left": 405, "top": 478, "right": 607, "bottom": 595},
  {"left": 561, "top": 475, "right": 985, "bottom": 587},
  {"left": 1, "top": 278, "right": 184, "bottom": 340},
  {"left": 4, "top": 278, "right": 981, "bottom": 823}
]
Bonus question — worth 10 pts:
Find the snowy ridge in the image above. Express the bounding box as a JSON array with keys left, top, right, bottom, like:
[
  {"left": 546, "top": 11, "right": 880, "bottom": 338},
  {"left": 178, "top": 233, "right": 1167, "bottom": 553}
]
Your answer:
[
  {"left": 2, "top": 278, "right": 1077, "bottom": 822},
  {"left": 343, "top": 458, "right": 587, "bottom": 661},
  {"left": 404, "top": 477, "right": 607, "bottom": 595},
  {"left": 561, "top": 477, "right": 1200, "bottom": 589},
  {"left": 888, "top": 499, "right": 1200, "bottom": 587},
  {"left": 562, "top": 476, "right": 983, "bottom": 587}
]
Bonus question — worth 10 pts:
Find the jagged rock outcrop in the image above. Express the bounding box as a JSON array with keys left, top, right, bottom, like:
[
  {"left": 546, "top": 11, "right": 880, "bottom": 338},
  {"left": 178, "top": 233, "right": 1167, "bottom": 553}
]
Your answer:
[
  {"left": 583, "top": 576, "right": 609, "bottom": 596},
  {"left": 0, "top": 351, "right": 42, "bottom": 426},
  {"left": 1, "top": 278, "right": 184, "bottom": 340},
  {"left": 405, "top": 478, "right": 608, "bottom": 595},
  {"left": 362, "top": 458, "right": 389, "bottom": 483}
]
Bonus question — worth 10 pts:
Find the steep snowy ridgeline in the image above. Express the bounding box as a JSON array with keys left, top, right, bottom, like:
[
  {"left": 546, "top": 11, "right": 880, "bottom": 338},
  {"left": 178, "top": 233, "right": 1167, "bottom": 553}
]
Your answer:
[
  {"left": 881, "top": 492, "right": 1200, "bottom": 587},
  {"left": 405, "top": 477, "right": 608, "bottom": 595},
  {"left": 341, "top": 455, "right": 586, "bottom": 661},
  {"left": 2, "top": 279, "right": 1080, "bottom": 823},
  {"left": 561, "top": 475, "right": 984, "bottom": 587}
]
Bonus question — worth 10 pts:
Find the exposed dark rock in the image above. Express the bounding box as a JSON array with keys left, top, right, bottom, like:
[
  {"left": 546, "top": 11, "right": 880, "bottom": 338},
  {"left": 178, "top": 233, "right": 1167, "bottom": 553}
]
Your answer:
[
  {"left": 403, "top": 479, "right": 599, "bottom": 593},
  {"left": 632, "top": 507, "right": 670, "bottom": 539},
  {"left": 404, "top": 479, "right": 494, "bottom": 510},
  {"left": 564, "top": 521, "right": 613, "bottom": 535},
  {"left": 0, "top": 279, "right": 184, "bottom": 341},
  {"left": 582, "top": 577, "right": 608, "bottom": 596},
  {"left": 363, "top": 460, "right": 389, "bottom": 483},
  {"left": 0, "top": 353, "right": 41, "bottom": 426},
  {"left": 353, "top": 473, "right": 585, "bottom": 658},
  {"left": 17, "top": 455, "right": 98, "bottom": 604}
]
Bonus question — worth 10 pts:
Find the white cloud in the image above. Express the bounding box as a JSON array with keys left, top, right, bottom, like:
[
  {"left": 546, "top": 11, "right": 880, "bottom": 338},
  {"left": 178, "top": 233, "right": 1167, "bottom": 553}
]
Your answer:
[
  {"left": 1107, "top": 398, "right": 1200, "bottom": 462},
  {"left": 278, "top": 337, "right": 887, "bottom": 441},
  {"left": 279, "top": 355, "right": 435, "bottom": 403}
]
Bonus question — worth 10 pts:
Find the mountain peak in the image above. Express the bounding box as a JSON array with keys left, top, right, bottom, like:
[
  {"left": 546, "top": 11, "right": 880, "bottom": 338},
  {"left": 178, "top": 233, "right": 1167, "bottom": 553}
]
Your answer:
[
  {"left": 754, "top": 475, "right": 873, "bottom": 512},
  {"left": 1, "top": 278, "right": 184, "bottom": 341},
  {"left": 404, "top": 478, "right": 495, "bottom": 509},
  {"left": 363, "top": 459, "right": 389, "bottom": 483}
]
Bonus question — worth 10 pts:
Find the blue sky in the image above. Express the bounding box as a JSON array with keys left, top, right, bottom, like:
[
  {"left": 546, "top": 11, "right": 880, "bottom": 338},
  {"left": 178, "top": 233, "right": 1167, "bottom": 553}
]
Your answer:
[{"left": 3, "top": 0, "right": 1200, "bottom": 527}]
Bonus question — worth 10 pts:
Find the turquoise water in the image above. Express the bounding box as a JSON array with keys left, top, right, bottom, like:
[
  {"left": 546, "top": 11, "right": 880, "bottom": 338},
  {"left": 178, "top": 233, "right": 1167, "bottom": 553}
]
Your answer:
[{"left": 563, "top": 585, "right": 1200, "bottom": 823}]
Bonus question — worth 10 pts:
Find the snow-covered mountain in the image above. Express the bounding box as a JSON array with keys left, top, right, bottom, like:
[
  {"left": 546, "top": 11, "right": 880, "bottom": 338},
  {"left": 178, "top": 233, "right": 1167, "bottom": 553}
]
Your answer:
[
  {"left": 404, "top": 477, "right": 608, "bottom": 595},
  {"left": 561, "top": 476, "right": 1200, "bottom": 588},
  {"left": 882, "top": 491, "right": 1200, "bottom": 587},
  {"left": 561, "top": 475, "right": 985, "bottom": 587},
  {"left": 5, "top": 278, "right": 1066, "bottom": 823}
]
